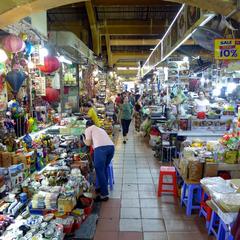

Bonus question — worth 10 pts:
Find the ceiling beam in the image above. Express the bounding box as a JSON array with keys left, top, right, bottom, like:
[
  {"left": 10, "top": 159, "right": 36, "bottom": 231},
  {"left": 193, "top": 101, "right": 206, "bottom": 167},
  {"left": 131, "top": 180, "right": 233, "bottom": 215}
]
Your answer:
[
  {"left": 100, "top": 26, "right": 165, "bottom": 35},
  {"left": 112, "top": 52, "right": 149, "bottom": 65},
  {"left": 0, "top": 0, "right": 85, "bottom": 28},
  {"left": 99, "top": 19, "right": 166, "bottom": 26},
  {"left": 116, "top": 70, "right": 138, "bottom": 76},
  {"left": 115, "top": 62, "right": 139, "bottom": 67},
  {"left": 48, "top": 21, "right": 83, "bottom": 38},
  {"left": 99, "top": 19, "right": 166, "bottom": 35},
  {"left": 105, "top": 34, "right": 113, "bottom": 67},
  {"left": 85, "top": 1, "right": 100, "bottom": 56},
  {"left": 108, "top": 38, "right": 195, "bottom": 46},
  {"left": 110, "top": 39, "right": 160, "bottom": 46},
  {"left": 93, "top": 0, "right": 178, "bottom": 6}
]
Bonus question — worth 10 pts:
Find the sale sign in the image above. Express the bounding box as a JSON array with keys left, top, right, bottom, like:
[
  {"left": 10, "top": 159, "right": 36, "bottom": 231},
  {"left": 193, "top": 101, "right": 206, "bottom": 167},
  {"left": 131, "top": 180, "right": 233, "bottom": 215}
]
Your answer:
[{"left": 214, "top": 39, "right": 240, "bottom": 60}]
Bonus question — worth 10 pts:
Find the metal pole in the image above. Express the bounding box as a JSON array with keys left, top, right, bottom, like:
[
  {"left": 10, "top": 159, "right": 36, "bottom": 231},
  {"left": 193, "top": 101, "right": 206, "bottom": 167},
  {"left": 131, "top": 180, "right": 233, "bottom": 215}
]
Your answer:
[
  {"left": 59, "top": 63, "right": 64, "bottom": 118},
  {"left": 76, "top": 63, "right": 80, "bottom": 112}
]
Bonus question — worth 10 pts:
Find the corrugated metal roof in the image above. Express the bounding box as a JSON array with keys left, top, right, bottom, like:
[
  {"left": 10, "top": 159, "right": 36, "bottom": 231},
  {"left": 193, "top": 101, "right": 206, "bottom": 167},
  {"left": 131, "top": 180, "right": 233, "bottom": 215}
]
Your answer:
[{"left": 95, "top": 5, "right": 179, "bottom": 21}]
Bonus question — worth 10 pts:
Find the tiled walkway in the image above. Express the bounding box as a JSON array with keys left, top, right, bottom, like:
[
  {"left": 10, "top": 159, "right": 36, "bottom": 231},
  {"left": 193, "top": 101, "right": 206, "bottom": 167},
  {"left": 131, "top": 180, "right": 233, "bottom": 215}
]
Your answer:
[{"left": 94, "top": 127, "right": 213, "bottom": 240}]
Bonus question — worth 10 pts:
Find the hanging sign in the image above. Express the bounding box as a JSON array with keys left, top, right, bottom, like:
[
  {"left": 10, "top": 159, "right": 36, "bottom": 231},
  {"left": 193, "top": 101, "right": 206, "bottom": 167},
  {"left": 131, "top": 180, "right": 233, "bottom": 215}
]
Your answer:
[
  {"left": 214, "top": 39, "right": 240, "bottom": 60},
  {"left": 35, "top": 76, "right": 46, "bottom": 96}
]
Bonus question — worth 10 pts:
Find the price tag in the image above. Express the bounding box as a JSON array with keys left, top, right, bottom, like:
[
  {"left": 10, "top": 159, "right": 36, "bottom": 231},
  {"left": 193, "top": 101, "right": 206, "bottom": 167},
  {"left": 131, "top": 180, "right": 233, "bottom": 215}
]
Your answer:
[{"left": 214, "top": 39, "right": 240, "bottom": 60}]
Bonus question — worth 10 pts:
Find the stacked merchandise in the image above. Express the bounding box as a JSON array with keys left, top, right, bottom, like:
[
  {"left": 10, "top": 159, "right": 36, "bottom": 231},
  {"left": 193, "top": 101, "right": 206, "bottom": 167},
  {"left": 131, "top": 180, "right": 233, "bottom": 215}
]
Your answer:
[
  {"left": 102, "top": 118, "right": 114, "bottom": 137},
  {"left": 201, "top": 177, "right": 240, "bottom": 213},
  {"left": 98, "top": 76, "right": 107, "bottom": 102},
  {"left": 176, "top": 131, "right": 240, "bottom": 181},
  {"left": 0, "top": 118, "right": 97, "bottom": 239}
]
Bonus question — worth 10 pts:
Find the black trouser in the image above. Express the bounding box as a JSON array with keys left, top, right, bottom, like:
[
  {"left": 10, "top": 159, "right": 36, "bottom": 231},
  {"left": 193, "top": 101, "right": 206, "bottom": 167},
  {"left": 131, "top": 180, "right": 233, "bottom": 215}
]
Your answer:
[{"left": 121, "top": 119, "right": 131, "bottom": 136}]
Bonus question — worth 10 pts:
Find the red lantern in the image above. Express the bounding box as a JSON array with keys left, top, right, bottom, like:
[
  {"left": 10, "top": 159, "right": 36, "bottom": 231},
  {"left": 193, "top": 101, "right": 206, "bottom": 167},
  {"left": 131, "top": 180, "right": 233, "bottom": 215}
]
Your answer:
[
  {"left": 38, "top": 56, "right": 60, "bottom": 74},
  {"left": 2, "top": 35, "right": 25, "bottom": 53},
  {"left": 42, "top": 87, "right": 59, "bottom": 103}
]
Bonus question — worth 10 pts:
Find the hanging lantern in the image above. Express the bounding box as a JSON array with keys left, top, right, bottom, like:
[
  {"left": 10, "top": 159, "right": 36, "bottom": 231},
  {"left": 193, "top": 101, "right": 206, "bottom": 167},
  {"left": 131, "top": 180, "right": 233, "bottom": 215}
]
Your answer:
[
  {"left": 2, "top": 35, "right": 25, "bottom": 53},
  {"left": 42, "top": 87, "right": 59, "bottom": 103},
  {"left": 38, "top": 56, "right": 60, "bottom": 74},
  {"left": 6, "top": 70, "right": 27, "bottom": 94}
]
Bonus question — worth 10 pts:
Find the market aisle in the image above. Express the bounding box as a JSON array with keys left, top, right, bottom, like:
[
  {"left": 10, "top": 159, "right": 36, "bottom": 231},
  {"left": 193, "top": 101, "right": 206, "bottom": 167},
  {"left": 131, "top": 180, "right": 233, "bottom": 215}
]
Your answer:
[{"left": 94, "top": 126, "right": 212, "bottom": 240}]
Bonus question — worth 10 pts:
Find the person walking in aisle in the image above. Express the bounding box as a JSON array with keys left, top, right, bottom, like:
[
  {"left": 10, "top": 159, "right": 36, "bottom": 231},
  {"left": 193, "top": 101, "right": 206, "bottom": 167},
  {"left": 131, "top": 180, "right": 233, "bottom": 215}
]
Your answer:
[
  {"left": 83, "top": 120, "right": 115, "bottom": 202},
  {"left": 120, "top": 96, "right": 133, "bottom": 144}
]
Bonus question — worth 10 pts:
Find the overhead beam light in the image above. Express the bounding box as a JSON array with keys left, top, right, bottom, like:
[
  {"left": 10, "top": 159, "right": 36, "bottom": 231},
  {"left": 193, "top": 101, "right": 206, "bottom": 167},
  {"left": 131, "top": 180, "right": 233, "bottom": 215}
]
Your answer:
[
  {"left": 143, "top": 4, "right": 185, "bottom": 66},
  {"left": 117, "top": 67, "right": 128, "bottom": 70},
  {"left": 128, "top": 67, "right": 139, "bottom": 70},
  {"left": 117, "top": 67, "right": 139, "bottom": 70},
  {"left": 142, "top": 8, "right": 215, "bottom": 77},
  {"left": 145, "top": 13, "right": 215, "bottom": 74}
]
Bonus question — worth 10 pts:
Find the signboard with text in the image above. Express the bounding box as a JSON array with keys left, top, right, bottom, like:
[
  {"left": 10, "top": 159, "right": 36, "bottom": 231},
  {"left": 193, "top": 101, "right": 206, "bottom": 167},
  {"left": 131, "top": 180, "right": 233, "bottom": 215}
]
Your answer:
[{"left": 214, "top": 39, "right": 240, "bottom": 60}]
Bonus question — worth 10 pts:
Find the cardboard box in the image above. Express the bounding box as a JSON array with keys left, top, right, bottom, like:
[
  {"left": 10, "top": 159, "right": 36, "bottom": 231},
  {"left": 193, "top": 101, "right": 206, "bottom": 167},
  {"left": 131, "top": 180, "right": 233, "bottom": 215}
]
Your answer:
[
  {"left": 1, "top": 152, "right": 12, "bottom": 168},
  {"left": 188, "top": 161, "right": 203, "bottom": 182},
  {"left": 179, "top": 159, "right": 189, "bottom": 180},
  {"left": 204, "top": 163, "right": 218, "bottom": 177}
]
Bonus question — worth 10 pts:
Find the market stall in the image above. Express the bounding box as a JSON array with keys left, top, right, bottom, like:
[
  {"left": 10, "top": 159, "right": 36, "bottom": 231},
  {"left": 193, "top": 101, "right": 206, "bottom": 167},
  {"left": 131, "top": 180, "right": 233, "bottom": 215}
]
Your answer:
[{"left": 0, "top": 113, "right": 100, "bottom": 239}]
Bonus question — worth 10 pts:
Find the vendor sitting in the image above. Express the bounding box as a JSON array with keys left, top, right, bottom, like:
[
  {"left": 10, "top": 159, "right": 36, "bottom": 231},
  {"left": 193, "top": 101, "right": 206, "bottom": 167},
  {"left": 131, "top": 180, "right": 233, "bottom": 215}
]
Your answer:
[
  {"left": 194, "top": 91, "right": 210, "bottom": 113},
  {"left": 86, "top": 101, "right": 101, "bottom": 127}
]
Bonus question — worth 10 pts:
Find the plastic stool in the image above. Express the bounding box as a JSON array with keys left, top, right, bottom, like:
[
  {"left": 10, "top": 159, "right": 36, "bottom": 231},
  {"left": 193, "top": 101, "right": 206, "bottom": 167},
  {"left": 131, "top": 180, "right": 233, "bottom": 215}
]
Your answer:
[
  {"left": 199, "top": 192, "right": 212, "bottom": 229},
  {"left": 181, "top": 182, "right": 202, "bottom": 216},
  {"left": 208, "top": 211, "right": 220, "bottom": 238},
  {"left": 157, "top": 166, "right": 178, "bottom": 197},
  {"left": 96, "top": 161, "right": 115, "bottom": 191},
  {"left": 218, "top": 219, "right": 233, "bottom": 240},
  {"left": 107, "top": 161, "right": 114, "bottom": 191},
  {"left": 208, "top": 211, "right": 234, "bottom": 240}
]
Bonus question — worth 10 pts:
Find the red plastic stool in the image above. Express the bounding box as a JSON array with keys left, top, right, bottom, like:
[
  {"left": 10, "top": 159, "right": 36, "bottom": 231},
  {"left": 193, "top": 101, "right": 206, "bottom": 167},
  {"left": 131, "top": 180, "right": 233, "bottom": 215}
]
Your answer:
[
  {"left": 157, "top": 166, "right": 178, "bottom": 197},
  {"left": 199, "top": 191, "right": 212, "bottom": 229}
]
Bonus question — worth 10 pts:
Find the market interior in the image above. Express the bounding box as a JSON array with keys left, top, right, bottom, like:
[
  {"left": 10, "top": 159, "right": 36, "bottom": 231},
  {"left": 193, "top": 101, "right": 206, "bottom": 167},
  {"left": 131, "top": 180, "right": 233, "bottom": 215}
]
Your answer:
[{"left": 0, "top": 0, "right": 239, "bottom": 240}]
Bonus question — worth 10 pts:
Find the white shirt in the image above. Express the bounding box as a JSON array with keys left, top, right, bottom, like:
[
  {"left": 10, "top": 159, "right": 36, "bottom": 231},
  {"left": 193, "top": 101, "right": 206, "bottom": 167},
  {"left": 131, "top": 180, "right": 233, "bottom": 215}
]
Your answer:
[
  {"left": 85, "top": 125, "right": 114, "bottom": 149},
  {"left": 195, "top": 98, "right": 209, "bottom": 112}
]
